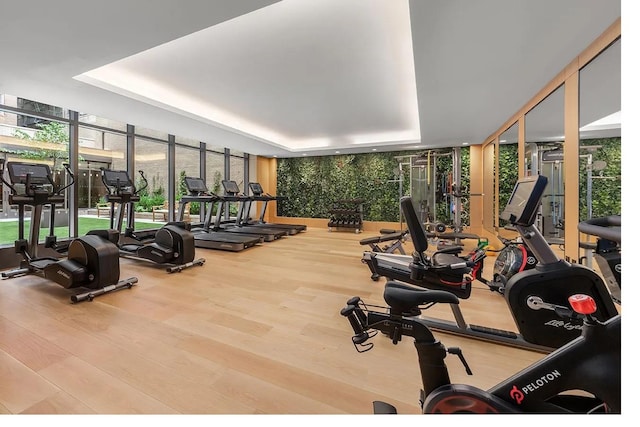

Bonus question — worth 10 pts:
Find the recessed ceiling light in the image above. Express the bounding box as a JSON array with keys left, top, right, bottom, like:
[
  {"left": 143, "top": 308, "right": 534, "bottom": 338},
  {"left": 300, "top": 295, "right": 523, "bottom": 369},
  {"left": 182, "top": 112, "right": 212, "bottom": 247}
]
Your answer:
[
  {"left": 302, "top": 153, "right": 307, "bottom": 156},
  {"left": 273, "top": 155, "right": 277, "bottom": 157},
  {"left": 462, "top": 142, "right": 469, "bottom": 145},
  {"left": 372, "top": 148, "right": 377, "bottom": 151},
  {"left": 335, "top": 151, "right": 340, "bottom": 154}
]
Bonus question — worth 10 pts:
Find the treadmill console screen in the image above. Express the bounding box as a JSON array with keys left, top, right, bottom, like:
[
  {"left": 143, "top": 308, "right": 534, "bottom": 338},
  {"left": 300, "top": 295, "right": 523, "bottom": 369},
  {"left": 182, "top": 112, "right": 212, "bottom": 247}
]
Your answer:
[
  {"left": 7, "top": 162, "right": 52, "bottom": 185},
  {"left": 185, "top": 177, "right": 209, "bottom": 193},
  {"left": 222, "top": 180, "right": 240, "bottom": 194},
  {"left": 248, "top": 182, "right": 263, "bottom": 195},
  {"left": 500, "top": 174, "right": 548, "bottom": 226}
]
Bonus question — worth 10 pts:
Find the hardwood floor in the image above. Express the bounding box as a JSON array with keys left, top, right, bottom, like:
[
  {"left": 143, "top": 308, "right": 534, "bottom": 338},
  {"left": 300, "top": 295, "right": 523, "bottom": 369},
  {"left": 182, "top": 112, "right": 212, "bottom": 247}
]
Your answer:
[{"left": 0, "top": 226, "right": 580, "bottom": 415}]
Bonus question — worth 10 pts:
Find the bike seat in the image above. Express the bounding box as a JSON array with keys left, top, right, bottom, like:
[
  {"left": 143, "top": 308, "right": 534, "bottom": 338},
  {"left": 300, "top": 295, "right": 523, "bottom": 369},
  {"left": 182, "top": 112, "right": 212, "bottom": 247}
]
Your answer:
[
  {"left": 432, "top": 252, "right": 467, "bottom": 268},
  {"left": 384, "top": 281, "right": 459, "bottom": 314}
]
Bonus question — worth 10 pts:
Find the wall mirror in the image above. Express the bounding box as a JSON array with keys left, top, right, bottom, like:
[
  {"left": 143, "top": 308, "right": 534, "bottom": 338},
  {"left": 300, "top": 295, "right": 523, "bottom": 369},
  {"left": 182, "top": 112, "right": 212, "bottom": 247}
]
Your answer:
[
  {"left": 482, "top": 140, "right": 496, "bottom": 232},
  {"left": 498, "top": 121, "right": 519, "bottom": 230},
  {"left": 578, "top": 38, "right": 621, "bottom": 225},
  {"left": 524, "top": 84, "right": 565, "bottom": 248}
]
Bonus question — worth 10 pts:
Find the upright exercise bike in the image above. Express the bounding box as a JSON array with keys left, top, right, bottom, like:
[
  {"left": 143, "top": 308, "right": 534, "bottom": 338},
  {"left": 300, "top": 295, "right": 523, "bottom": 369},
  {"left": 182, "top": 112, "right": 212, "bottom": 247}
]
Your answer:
[
  {"left": 99, "top": 169, "right": 205, "bottom": 273},
  {"left": 0, "top": 160, "right": 138, "bottom": 303},
  {"left": 341, "top": 284, "right": 620, "bottom": 413}
]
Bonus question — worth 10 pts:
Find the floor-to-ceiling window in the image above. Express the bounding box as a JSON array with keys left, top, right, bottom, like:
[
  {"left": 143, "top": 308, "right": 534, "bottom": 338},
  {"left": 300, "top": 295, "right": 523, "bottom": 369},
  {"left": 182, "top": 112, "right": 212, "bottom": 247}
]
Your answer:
[
  {"left": 0, "top": 98, "right": 71, "bottom": 245},
  {"left": 175, "top": 137, "right": 201, "bottom": 221},
  {"left": 134, "top": 130, "right": 168, "bottom": 228}
]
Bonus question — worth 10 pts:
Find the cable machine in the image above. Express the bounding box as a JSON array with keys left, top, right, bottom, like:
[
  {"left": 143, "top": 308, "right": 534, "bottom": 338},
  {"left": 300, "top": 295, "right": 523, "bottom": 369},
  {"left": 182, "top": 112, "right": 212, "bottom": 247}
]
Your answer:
[{"left": 394, "top": 148, "right": 468, "bottom": 236}]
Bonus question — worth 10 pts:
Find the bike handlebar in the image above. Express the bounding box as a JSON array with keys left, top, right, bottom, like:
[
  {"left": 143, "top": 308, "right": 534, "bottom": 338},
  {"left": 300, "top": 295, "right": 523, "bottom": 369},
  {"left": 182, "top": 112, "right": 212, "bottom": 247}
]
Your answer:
[{"left": 578, "top": 215, "right": 621, "bottom": 243}]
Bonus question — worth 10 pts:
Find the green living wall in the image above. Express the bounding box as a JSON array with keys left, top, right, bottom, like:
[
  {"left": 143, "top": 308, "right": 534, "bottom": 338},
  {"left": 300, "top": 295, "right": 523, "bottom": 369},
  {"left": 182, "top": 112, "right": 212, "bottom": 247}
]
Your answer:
[
  {"left": 276, "top": 148, "right": 471, "bottom": 224},
  {"left": 578, "top": 137, "right": 621, "bottom": 220}
]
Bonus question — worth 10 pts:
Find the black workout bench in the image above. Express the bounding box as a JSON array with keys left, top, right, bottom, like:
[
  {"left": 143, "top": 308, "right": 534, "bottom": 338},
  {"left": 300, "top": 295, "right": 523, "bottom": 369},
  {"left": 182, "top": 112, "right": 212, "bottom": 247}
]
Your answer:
[{"left": 359, "top": 229, "right": 409, "bottom": 255}]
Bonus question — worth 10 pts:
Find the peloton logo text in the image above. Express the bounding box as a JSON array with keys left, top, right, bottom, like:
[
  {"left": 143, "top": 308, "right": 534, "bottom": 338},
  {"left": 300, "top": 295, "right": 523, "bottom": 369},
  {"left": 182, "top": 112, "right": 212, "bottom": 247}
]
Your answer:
[{"left": 510, "top": 370, "right": 561, "bottom": 404}]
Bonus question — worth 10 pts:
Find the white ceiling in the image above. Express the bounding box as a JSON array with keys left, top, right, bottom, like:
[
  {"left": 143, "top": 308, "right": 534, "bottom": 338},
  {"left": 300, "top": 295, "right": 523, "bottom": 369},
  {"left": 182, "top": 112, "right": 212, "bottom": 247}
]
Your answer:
[{"left": 0, "top": 0, "right": 621, "bottom": 158}]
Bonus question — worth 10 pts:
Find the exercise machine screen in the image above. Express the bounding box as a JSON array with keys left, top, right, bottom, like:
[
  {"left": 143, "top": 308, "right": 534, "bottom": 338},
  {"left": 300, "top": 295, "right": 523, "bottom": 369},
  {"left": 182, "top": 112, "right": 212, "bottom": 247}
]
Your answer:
[
  {"left": 500, "top": 175, "right": 548, "bottom": 226},
  {"left": 103, "top": 170, "right": 133, "bottom": 188},
  {"left": 222, "top": 180, "right": 240, "bottom": 194},
  {"left": 7, "top": 162, "right": 51, "bottom": 185},
  {"left": 185, "top": 177, "right": 208, "bottom": 193},
  {"left": 248, "top": 182, "right": 264, "bottom": 195}
]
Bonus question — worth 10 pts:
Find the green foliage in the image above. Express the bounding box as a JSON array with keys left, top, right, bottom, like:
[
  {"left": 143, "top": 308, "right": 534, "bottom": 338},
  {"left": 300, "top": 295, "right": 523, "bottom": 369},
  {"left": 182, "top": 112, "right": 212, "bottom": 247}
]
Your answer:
[
  {"left": 135, "top": 193, "right": 165, "bottom": 213},
  {"left": 211, "top": 170, "right": 222, "bottom": 195},
  {"left": 133, "top": 174, "right": 165, "bottom": 212},
  {"left": 276, "top": 149, "right": 471, "bottom": 224},
  {"left": 12, "top": 121, "right": 73, "bottom": 167},
  {"left": 176, "top": 170, "right": 201, "bottom": 215},
  {"left": 177, "top": 170, "right": 188, "bottom": 201},
  {"left": 498, "top": 144, "right": 519, "bottom": 226},
  {"left": 579, "top": 138, "right": 621, "bottom": 220}
]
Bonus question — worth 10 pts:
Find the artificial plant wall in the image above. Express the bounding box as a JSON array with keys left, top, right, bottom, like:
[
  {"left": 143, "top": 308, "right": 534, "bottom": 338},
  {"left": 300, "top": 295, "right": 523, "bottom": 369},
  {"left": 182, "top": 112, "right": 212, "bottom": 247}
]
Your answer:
[
  {"left": 578, "top": 137, "right": 621, "bottom": 220},
  {"left": 276, "top": 148, "right": 471, "bottom": 224}
]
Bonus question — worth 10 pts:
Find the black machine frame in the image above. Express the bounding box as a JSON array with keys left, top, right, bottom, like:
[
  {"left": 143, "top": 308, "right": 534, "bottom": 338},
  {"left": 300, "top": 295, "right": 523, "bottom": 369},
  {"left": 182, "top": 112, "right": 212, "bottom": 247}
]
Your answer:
[
  {"left": 100, "top": 168, "right": 205, "bottom": 273},
  {"left": 363, "top": 174, "right": 618, "bottom": 353},
  {"left": 0, "top": 160, "right": 138, "bottom": 303},
  {"left": 341, "top": 282, "right": 620, "bottom": 414},
  {"left": 177, "top": 176, "right": 263, "bottom": 252}
]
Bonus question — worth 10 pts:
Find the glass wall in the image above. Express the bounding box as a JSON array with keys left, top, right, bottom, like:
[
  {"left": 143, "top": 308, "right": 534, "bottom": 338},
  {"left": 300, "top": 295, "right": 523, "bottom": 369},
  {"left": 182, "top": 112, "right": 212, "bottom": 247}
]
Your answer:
[
  {"left": 78, "top": 126, "right": 127, "bottom": 210},
  {"left": 230, "top": 154, "right": 245, "bottom": 190},
  {"left": 0, "top": 107, "right": 70, "bottom": 244},
  {"left": 134, "top": 137, "right": 168, "bottom": 228},
  {"left": 578, "top": 39, "right": 621, "bottom": 221},
  {"left": 206, "top": 150, "right": 225, "bottom": 195},
  {"left": 524, "top": 85, "right": 565, "bottom": 241},
  {"left": 1, "top": 95, "right": 249, "bottom": 256},
  {"left": 79, "top": 113, "right": 128, "bottom": 132},
  {"left": 175, "top": 144, "right": 201, "bottom": 221}
]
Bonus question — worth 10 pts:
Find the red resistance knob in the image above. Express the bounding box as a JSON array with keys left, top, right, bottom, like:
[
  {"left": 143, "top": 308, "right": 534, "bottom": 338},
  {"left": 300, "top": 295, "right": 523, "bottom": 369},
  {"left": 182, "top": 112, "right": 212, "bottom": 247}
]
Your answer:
[{"left": 568, "top": 294, "right": 597, "bottom": 315}]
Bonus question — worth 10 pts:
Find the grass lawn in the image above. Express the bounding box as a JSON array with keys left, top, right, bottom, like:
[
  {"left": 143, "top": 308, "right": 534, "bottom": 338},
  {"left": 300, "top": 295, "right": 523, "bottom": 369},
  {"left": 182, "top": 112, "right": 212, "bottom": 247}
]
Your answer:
[{"left": 0, "top": 216, "right": 161, "bottom": 246}]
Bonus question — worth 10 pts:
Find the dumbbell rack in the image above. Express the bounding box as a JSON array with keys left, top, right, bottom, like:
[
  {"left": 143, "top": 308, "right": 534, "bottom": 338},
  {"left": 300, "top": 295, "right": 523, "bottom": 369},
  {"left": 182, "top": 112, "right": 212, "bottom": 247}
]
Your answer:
[{"left": 328, "top": 199, "right": 364, "bottom": 233}]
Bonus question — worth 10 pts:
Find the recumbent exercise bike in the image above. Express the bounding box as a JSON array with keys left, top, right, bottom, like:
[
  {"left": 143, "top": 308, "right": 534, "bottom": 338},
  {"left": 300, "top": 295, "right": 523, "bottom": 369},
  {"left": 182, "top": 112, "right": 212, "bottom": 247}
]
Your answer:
[
  {"left": 0, "top": 160, "right": 137, "bottom": 303},
  {"left": 364, "top": 175, "right": 617, "bottom": 353}
]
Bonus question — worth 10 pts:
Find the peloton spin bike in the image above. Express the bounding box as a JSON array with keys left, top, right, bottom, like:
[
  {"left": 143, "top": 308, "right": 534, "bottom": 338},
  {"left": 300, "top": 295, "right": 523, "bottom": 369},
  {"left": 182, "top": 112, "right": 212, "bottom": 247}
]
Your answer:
[
  {"left": 99, "top": 169, "right": 205, "bottom": 273},
  {"left": 0, "top": 160, "right": 138, "bottom": 303},
  {"left": 341, "top": 284, "right": 620, "bottom": 413},
  {"left": 383, "top": 175, "right": 617, "bottom": 353}
]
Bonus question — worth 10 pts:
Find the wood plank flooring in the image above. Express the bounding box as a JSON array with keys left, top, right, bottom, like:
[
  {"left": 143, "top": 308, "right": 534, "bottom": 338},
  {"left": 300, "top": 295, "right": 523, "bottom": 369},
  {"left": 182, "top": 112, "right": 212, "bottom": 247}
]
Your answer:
[{"left": 0, "top": 226, "right": 585, "bottom": 415}]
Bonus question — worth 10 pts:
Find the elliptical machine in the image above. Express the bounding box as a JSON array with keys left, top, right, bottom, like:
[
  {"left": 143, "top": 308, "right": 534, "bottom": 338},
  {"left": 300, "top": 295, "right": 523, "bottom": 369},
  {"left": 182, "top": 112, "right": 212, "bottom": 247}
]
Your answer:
[
  {"left": 99, "top": 169, "right": 205, "bottom": 273},
  {"left": 0, "top": 160, "right": 138, "bottom": 303}
]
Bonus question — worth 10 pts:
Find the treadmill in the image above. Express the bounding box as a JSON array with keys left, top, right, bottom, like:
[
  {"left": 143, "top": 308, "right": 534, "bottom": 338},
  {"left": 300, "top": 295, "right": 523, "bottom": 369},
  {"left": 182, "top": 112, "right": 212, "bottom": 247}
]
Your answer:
[
  {"left": 241, "top": 182, "right": 306, "bottom": 235},
  {"left": 178, "top": 177, "right": 263, "bottom": 252},
  {"left": 212, "top": 180, "right": 287, "bottom": 242}
]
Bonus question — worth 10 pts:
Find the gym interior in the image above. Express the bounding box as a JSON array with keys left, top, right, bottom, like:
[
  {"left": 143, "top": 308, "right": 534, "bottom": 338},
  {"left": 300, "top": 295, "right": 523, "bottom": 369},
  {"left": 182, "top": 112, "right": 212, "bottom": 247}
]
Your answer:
[{"left": 0, "top": 0, "right": 625, "bottom": 419}]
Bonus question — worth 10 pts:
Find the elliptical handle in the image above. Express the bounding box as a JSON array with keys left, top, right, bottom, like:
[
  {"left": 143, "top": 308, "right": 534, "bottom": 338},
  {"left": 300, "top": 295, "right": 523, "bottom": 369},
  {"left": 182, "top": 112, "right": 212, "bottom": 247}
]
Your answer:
[
  {"left": 136, "top": 170, "right": 149, "bottom": 195},
  {"left": 56, "top": 163, "right": 75, "bottom": 194}
]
